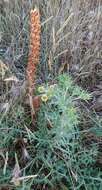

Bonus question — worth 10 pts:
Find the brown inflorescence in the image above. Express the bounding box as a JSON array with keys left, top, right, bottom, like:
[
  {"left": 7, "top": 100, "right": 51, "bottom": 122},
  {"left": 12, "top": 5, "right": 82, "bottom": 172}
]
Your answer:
[{"left": 27, "top": 8, "right": 41, "bottom": 118}]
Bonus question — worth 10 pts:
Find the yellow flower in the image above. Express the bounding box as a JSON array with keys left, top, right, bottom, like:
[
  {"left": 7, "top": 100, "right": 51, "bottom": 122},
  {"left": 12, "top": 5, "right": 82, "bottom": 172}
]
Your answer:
[
  {"left": 38, "top": 86, "right": 45, "bottom": 93},
  {"left": 41, "top": 94, "right": 48, "bottom": 102}
]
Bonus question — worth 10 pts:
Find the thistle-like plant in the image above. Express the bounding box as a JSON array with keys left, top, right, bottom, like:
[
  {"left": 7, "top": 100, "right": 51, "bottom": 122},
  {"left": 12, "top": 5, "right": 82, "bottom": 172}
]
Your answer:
[
  {"left": 36, "top": 74, "right": 91, "bottom": 139},
  {"left": 24, "top": 74, "right": 97, "bottom": 189}
]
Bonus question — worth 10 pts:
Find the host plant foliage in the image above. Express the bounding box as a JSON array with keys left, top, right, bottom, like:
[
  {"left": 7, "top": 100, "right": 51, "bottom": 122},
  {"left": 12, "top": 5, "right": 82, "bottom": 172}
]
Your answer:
[{"left": 22, "top": 74, "right": 97, "bottom": 189}]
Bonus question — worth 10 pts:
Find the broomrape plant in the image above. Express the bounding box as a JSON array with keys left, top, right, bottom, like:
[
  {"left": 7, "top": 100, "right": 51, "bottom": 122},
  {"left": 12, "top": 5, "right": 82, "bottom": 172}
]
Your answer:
[{"left": 26, "top": 8, "right": 41, "bottom": 120}]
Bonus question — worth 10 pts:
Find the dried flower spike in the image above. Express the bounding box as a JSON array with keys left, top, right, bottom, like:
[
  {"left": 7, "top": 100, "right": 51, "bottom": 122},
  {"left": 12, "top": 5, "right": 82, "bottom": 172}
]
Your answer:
[{"left": 26, "top": 8, "right": 41, "bottom": 119}]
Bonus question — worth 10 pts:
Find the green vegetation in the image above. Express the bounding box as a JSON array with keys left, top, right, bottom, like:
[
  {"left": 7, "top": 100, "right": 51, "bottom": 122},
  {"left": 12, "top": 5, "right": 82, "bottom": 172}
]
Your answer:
[{"left": 0, "top": 74, "right": 101, "bottom": 190}]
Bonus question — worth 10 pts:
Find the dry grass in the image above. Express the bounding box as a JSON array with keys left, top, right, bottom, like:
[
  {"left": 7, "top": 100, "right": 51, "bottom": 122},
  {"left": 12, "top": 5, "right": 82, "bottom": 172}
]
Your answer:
[
  {"left": 0, "top": 0, "right": 101, "bottom": 108},
  {"left": 0, "top": 0, "right": 102, "bottom": 83}
]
